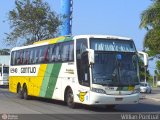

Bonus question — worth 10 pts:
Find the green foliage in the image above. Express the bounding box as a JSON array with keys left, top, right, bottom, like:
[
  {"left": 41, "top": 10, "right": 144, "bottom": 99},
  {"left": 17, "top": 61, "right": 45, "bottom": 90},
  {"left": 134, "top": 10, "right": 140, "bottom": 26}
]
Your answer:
[
  {"left": 153, "top": 60, "right": 160, "bottom": 81},
  {"left": 5, "top": 0, "right": 61, "bottom": 46},
  {"left": 140, "top": 0, "right": 160, "bottom": 57}
]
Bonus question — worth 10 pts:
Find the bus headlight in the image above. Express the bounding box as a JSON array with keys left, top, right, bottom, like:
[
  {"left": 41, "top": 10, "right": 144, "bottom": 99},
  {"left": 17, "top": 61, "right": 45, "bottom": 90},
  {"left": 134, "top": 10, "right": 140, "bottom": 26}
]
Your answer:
[{"left": 91, "top": 88, "right": 106, "bottom": 94}]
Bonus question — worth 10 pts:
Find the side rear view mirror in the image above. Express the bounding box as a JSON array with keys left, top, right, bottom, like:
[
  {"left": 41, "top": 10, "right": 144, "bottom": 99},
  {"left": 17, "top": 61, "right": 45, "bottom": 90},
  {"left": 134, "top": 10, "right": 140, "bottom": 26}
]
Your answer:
[{"left": 86, "top": 49, "right": 95, "bottom": 65}]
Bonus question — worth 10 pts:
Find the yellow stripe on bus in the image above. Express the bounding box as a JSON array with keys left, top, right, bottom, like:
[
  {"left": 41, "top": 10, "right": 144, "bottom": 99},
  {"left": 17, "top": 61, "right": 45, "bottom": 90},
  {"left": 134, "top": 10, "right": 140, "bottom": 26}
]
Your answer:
[
  {"left": 33, "top": 64, "right": 47, "bottom": 96},
  {"left": 33, "top": 36, "right": 65, "bottom": 45}
]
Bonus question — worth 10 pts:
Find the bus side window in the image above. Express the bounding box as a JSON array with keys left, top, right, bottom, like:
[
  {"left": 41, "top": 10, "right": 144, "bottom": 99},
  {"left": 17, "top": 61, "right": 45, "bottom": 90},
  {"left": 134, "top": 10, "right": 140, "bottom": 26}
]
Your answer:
[
  {"left": 54, "top": 44, "right": 61, "bottom": 62},
  {"left": 61, "top": 42, "right": 70, "bottom": 62},
  {"left": 20, "top": 50, "right": 24, "bottom": 64},
  {"left": 38, "top": 46, "right": 48, "bottom": 63},
  {"left": 23, "top": 49, "right": 29, "bottom": 65},
  {"left": 39, "top": 47, "right": 44, "bottom": 63},
  {"left": 29, "top": 48, "right": 34, "bottom": 64},
  {"left": 69, "top": 42, "right": 74, "bottom": 61},
  {"left": 49, "top": 45, "right": 55, "bottom": 62},
  {"left": 16, "top": 51, "right": 20, "bottom": 65},
  {"left": 61, "top": 41, "right": 74, "bottom": 62},
  {"left": 11, "top": 51, "right": 16, "bottom": 65},
  {"left": 34, "top": 47, "right": 40, "bottom": 64},
  {"left": 43, "top": 46, "right": 49, "bottom": 63}
]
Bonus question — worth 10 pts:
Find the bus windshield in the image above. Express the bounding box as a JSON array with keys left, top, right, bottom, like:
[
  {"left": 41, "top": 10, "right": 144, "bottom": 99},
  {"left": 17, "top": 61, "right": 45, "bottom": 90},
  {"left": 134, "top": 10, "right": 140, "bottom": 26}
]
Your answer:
[{"left": 90, "top": 38, "right": 139, "bottom": 86}]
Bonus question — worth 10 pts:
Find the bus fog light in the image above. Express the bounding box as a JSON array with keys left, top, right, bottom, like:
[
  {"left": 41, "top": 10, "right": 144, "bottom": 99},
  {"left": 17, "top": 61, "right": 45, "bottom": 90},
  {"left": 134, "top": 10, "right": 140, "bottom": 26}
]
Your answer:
[{"left": 91, "top": 88, "right": 106, "bottom": 94}]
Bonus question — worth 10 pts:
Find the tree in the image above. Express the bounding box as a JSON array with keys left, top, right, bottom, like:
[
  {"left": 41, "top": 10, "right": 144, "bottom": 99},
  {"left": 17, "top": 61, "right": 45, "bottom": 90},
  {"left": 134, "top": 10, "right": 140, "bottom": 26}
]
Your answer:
[
  {"left": 139, "top": 0, "right": 160, "bottom": 57},
  {"left": 154, "top": 61, "right": 160, "bottom": 80},
  {"left": 5, "top": 0, "right": 61, "bottom": 46}
]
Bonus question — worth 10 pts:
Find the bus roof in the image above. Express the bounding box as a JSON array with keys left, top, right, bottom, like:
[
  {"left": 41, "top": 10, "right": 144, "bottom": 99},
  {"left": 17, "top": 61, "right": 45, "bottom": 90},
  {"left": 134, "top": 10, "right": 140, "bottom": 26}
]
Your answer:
[
  {"left": 11, "top": 34, "right": 132, "bottom": 51},
  {"left": 11, "top": 36, "right": 73, "bottom": 51},
  {"left": 74, "top": 35, "right": 132, "bottom": 41}
]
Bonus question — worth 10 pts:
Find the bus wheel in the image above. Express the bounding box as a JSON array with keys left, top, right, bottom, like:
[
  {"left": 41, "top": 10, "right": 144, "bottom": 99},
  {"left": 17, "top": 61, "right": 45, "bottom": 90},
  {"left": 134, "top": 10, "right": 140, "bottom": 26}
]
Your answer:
[
  {"left": 66, "top": 89, "right": 76, "bottom": 108},
  {"left": 17, "top": 85, "right": 23, "bottom": 99},
  {"left": 23, "top": 86, "right": 29, "bottom": 100}
]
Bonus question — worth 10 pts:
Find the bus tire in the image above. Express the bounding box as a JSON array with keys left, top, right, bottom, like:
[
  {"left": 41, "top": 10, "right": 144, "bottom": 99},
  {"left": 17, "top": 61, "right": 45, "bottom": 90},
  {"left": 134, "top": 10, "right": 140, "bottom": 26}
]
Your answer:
[
  {"left": 23, "top": 86, "right": 29, "bottom": 100},
  {"left": 17, "top": 85, "right": 23, "bottom": 99},
  {"left": 66, "top": 89, "right": 76, "bottom": 108}
]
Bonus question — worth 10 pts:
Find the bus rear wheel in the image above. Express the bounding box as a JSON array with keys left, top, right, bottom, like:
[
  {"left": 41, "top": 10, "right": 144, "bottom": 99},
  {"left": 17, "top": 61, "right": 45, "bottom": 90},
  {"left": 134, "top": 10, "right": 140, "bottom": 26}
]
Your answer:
[
  {"left": 66, "top": 89, "right": 76, "bottom": 108},
  {"left": 17, "top": 85, "right": 23, "bottom": 99},
  {"left": 23, "top": 86, "right": 29, "bottom": 100}
]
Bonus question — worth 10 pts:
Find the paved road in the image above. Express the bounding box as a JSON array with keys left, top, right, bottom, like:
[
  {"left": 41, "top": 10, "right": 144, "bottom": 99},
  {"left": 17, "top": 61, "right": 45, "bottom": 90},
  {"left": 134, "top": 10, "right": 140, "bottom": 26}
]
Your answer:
[
  {"left": 0, "top": 87, "right": 159, "bottom": 120},
  {"left": 140, "top": 87, "right": 160, "bottom": 101}
]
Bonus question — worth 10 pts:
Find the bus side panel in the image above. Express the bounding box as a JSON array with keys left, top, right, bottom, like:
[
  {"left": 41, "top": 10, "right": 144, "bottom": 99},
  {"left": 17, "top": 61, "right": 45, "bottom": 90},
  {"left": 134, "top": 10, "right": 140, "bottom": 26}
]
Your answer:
[
  {"left": 39, "top": 64, "right": 55, "bottom": 98},
  {"left": 57, "top": 63, "right": 76, "bottom": 101},
  {"left": 9, "top": 76, "right": 17, "bottom": 93},
  {"left": 44, "top": 63, "right": 62, "bottom": 99},
  {"left": 38, "top": 63, "right": 64, "bottom": 99},
  {"left": 32, "top": 64, "right": 47, "bottom": 97},
  {"left": 9, "top": 76, "right": 31, "bottom": 94}
]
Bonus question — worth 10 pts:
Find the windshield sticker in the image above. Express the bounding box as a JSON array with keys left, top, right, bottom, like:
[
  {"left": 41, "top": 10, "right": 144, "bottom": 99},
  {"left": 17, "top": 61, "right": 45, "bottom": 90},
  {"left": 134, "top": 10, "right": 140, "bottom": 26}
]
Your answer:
[{"left": 116, "top": 86, "right": 134, "bottom": 91}]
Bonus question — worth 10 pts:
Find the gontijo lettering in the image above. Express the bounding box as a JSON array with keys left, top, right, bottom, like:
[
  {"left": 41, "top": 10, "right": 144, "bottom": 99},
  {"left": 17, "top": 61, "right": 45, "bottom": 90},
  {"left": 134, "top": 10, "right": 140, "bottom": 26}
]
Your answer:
[{"left": 21, "top": 67, "right": 36, "bottom": 73}]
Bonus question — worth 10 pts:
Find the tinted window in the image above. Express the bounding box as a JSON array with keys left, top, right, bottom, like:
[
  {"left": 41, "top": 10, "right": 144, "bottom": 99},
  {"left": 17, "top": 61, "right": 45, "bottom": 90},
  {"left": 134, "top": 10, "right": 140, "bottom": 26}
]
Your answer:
[
  {"left": 16, "top": 50, "right": 23, "bottom": 65},
  {"left": 61, "top": 42, "right": 74, "bottom": 62},
  {"left": 29, "top": 48, "right": 35, "bottom": 64},
  {"left": 49, "top": 45, "right": 56, "bottom": 62},
  {"left": 11, "top": 41, "right": 74, "bottom": 65},
  {"left": 11, "top": 51, "right": 16, "bottom": 65},
  {"left": 38, "top": 46, "right": 49, "bottom": 63},
  {"left": 54, "top": 44, "right": 61, "bottom": 62},
  {"left": 34, "top": 47, "right": 40, "bottom": 64},
  {"left": 23, "top": 50, "right": 29, "bottom": 64}
]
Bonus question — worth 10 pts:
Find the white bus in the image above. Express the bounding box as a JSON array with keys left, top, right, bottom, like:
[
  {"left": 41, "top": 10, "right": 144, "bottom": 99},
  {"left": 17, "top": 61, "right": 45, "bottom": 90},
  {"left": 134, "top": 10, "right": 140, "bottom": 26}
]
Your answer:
[
  {"left": 0, "top": 64, "right": 9, "bottom": 85},
  {"left": 9, "top": 35, "right": 147, "bottom": 108}
]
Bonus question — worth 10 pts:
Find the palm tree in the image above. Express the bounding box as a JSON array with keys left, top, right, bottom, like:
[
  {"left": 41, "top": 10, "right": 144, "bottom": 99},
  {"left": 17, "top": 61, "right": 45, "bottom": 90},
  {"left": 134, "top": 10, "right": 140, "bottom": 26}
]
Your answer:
[{"left": 140, "top": 0, "right": 160, "bottom": 56}]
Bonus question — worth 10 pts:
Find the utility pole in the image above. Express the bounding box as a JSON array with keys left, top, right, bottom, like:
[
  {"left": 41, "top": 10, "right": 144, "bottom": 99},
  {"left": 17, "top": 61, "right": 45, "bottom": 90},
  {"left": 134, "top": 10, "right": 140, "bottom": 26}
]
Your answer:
[
  {"left": 144, "top": 66, "right": 147, "bottom": 83},
  {"left": 60, "top": 0, "right": 73, "bottom": 36}
]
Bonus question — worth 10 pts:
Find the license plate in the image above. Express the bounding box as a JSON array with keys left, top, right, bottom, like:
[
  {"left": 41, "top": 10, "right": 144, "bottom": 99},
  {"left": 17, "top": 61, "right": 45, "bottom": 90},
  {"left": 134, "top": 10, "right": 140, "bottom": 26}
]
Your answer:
[{"left": 115, "top": 97, "right": 123, "bottom": 101}]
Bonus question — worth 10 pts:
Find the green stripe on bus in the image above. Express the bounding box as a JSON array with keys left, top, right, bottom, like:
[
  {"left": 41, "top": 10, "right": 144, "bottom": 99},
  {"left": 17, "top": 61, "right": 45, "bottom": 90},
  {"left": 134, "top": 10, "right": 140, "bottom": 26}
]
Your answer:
[
  {"left": 45, "top": 63, "right": 62, "bottom": 98},
  {"left": 40, "top": 64, "right": 54, "bottom": 97},
  {"left": 57, "top": 36, "right": 73, "bottom": 43}
]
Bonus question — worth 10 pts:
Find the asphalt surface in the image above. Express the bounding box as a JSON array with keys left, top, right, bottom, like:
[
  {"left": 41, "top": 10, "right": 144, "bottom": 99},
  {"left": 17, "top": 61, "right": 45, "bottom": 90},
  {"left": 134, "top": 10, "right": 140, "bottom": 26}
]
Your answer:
[{"left": 0, "top": 86, "right": 159, "bottom": 120}]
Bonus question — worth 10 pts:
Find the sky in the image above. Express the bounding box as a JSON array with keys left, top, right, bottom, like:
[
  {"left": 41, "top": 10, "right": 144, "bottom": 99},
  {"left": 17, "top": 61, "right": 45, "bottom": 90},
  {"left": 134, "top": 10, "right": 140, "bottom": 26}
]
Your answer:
[{"left": 0, "top": 0, "right": 155, "bottom": 74}]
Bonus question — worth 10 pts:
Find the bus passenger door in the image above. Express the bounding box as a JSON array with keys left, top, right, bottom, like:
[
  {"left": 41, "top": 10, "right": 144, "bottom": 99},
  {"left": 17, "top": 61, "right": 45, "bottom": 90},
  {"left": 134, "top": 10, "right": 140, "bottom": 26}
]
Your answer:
[{"left": 76, "top": 39, "right": 90, "bottom": 87}]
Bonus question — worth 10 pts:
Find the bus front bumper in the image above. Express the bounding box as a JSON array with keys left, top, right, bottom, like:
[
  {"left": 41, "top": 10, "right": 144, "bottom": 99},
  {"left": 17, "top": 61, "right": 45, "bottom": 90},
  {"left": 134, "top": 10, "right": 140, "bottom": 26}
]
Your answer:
[{"left": 89, "top": 92, "right": 140, "bottom": 105}]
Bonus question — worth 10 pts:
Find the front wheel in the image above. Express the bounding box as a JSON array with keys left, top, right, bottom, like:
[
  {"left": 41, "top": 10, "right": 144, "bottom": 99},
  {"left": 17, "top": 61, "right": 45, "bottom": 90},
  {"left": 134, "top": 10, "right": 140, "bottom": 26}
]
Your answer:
[{"left": 66, "top": 89, "right": 76, "bottom": 108}]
